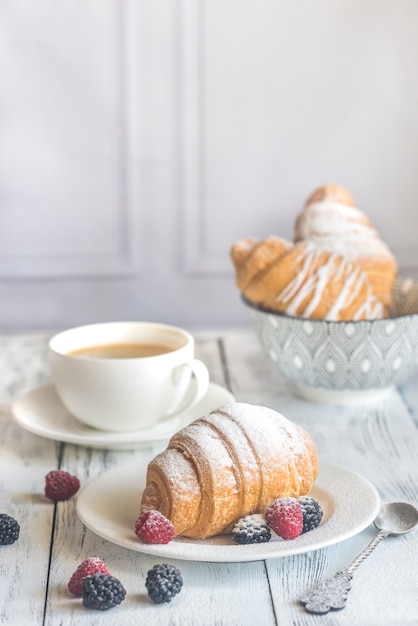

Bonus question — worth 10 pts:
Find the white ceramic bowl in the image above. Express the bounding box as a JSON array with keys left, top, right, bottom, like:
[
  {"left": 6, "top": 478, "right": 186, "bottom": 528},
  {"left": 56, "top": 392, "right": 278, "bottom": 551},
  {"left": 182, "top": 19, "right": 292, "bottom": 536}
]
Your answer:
[{"left": 243, "top": 278, "right": 418, "bottom": 404}]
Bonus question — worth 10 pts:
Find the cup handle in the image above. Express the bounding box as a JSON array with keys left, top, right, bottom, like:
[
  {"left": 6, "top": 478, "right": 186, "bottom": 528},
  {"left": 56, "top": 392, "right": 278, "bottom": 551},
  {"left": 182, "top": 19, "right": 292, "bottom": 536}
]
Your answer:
[{"left": 166, "top": 359, "right": 210, "bottom": 417}]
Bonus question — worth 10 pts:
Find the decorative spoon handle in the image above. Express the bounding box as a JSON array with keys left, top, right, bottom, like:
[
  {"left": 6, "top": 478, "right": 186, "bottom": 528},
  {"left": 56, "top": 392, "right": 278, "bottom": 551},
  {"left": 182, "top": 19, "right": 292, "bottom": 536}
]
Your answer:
[{"left": 300, "top": 529, "right": 390, "bottom": 615}]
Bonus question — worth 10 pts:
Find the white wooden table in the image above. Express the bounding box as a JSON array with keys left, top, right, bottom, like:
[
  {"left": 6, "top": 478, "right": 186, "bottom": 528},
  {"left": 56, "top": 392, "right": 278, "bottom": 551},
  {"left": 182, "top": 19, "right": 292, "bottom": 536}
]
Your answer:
[{"left": 1, "top": 329, "right": 417, "bottom": 626}]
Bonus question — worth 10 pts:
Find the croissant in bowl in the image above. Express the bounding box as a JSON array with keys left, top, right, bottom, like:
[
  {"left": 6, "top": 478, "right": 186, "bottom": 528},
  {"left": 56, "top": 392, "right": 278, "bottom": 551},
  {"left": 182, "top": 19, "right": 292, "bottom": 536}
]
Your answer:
[
  {"left": 294, "top": 184, "right": 397, "bottom": 308},
  {"left": 230, "top": 184, "right": 397, "bottom": 321},
  {"left": 140, "top": 402, "right": 318, "bottom": 539}
]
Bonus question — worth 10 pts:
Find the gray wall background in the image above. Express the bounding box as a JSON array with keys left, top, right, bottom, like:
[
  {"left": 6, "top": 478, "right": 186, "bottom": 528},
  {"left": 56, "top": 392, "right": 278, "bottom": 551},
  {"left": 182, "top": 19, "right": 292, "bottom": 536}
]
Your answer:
[{"left": 1, "top": 1, "right": 417, "bottom": 331}]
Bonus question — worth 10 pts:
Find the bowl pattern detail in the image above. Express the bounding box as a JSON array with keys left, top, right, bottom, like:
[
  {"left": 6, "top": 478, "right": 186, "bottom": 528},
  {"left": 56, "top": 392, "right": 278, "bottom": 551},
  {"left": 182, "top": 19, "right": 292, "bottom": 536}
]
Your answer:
[{"left": 245, "top": 278, "right": 418, "bottom": 392}]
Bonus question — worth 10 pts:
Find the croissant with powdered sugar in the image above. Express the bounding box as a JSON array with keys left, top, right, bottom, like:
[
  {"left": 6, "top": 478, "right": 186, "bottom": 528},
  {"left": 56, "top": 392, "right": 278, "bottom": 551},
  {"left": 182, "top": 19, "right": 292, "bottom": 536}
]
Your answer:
[{"left": 140, "top": 402, "right": 318, "bottom": 539}]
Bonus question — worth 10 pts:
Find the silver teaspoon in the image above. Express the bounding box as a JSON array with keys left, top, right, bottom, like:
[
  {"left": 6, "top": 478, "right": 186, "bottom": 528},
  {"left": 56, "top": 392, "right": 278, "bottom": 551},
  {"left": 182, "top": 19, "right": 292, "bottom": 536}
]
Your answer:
[{"left": 300, "top": 502, "right": 418, "bottom": 615}]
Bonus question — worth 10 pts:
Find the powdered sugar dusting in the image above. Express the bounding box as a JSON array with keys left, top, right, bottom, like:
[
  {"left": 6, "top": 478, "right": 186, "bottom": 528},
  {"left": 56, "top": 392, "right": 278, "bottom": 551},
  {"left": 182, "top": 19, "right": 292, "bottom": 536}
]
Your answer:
[
  {"left": 277, "top": 242, "right": 384, "bottom": 321},
  {"left": 156, "top": 449, "right": 200, "bottom": 498},
  {"left": 295, "top": 200, "right": 396, "bottom": 261},
  {"left": 233, "top": 513, "right": 265, "bottom": 530}
]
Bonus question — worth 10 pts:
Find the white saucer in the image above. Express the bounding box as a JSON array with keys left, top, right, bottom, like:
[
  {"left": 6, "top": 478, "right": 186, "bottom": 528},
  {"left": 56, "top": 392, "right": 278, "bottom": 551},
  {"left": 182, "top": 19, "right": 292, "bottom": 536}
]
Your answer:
[
  {"left": 12, "top": 382, "right": 235, "bottom": 450},
  {"left": 76, "top": 459, "right": 380, "bottom": 563}
]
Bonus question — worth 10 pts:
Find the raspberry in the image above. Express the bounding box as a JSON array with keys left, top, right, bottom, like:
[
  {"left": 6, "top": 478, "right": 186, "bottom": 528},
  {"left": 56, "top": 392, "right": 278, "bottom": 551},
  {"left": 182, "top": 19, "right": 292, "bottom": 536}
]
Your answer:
[
  {"left": 45, "top": 469, "right": 80, "bottom": 501},
  {"left": 298, "top": 496, "right": 323, "bottom": 533},
  {"left": 231, "top": 514, "right": 271, "bottom": 544},
  {"left": 145, "top": 563, "right": 183, "bottom": 604},
  {"left": 134, "top": 510, "right": 175, "bottom": 544},
  {"left": 265, "top": 497, "right": 303, "bottom": 540},
  {"left": 68, "top": 557, "right": 111, "bottom": 597},
  {"left": 82, "top": 573, "right": 126, "bottom": 610},
  {"left": 0, "top": 514, "right": 20, "bottom": 545}
]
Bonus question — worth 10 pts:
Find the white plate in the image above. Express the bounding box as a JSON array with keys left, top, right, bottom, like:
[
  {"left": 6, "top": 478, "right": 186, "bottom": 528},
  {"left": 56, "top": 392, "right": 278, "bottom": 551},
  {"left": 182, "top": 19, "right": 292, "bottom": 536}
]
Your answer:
[
  {"left": 12, "top": 382, "right": 235, "bottom": 450},
  {"left": 76, "top": 459, "right": 380, "bottom": 562}
]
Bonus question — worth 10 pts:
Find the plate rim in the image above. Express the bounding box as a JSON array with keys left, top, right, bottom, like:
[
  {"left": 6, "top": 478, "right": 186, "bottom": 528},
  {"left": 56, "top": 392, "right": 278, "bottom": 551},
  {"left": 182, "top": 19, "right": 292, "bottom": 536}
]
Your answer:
[
  {"left": 11, "top": 382, "right": 235, "bottom": 449},
  {"left": 76, "top": 459, "right": 381, "bottom": 563}
]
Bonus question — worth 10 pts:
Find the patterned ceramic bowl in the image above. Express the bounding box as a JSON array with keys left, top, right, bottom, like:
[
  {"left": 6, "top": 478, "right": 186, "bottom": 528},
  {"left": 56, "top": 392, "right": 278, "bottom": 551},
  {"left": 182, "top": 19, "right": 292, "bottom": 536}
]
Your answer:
[{"left": 243, "top": 278, "right": 418, "bottom": 404}]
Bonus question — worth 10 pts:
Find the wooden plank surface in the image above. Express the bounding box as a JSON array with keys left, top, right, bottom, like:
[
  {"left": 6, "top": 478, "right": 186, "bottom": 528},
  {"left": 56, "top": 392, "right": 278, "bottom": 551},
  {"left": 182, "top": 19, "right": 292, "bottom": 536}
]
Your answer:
[{"left": 1, "top": 330, "right": 417, "bottom": 625}]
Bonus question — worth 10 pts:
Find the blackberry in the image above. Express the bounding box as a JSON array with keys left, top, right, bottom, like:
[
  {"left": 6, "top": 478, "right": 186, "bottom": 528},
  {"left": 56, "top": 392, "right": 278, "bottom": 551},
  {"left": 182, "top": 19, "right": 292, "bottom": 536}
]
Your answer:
[
  {"left": 0, "top": 514, "right": 20, "bottom": 545},
  {"left": 232, "top": 514, "right": 271, "bottom": 544},
  {"left": 145, "top": 563, "right": 183, "bottom": 604},
  {"left": 298, "top": 496, "right": 323, "bottom": 533},
  {"left": 82, "top": 574, "right": 126, "bottom": 610}
]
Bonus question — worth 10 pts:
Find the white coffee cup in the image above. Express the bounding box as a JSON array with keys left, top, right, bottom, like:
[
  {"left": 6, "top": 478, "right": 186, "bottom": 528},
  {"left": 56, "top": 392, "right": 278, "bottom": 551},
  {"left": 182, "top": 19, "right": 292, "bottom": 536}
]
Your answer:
[{"left": 48, "top": 321, "right": 210, "bottom": 432}]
